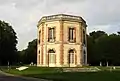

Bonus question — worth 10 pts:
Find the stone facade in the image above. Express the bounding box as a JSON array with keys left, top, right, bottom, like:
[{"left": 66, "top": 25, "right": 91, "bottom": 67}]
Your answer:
[{"left": 37, "top": 14, "right": 87, "bottom": 67}]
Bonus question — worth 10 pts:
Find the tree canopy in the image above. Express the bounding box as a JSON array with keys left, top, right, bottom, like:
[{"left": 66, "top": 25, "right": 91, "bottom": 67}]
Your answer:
[
  {"left": 87, "top": 31, "right": 120, "bottom": 66},
  {"left": 18, "top": 39, "right": 37, "bottom": 65},
  {"left": 0, "top": 20, "right": 18, "bottom": 65},
  {"left": 1, "top": 19, "right": 120, "bottom": 66},
  {"left": 18, "top": 30, "right": 120, "bottom": 66}
]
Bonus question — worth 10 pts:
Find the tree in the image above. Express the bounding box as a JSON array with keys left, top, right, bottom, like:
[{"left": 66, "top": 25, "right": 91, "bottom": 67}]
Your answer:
[
  {"left": 0, "top": 20, "right": 18, "bottom": 65},
  {"left": 19, "top": 39, "right": 37, "bottom": 64},
  {"left": 87, "top": 31, "right": 108, "bottom": 65},
  {"left": 117, "top": 32, "right": 120, "bottom": 35},
  {"left": 17, "top": 50, "right": 26, "bottom": 65},
  {"left": 89, "top": 30, "right": 107, "bottom": 40},
  {"left": 94, "top": 34, "right": 120, "bottom": 65},
  {"left": 87, "top": 35, "right": 94, "bottom": 65},
  {"left": 87, "top": 30, "right": 120, "bottom": 66}
]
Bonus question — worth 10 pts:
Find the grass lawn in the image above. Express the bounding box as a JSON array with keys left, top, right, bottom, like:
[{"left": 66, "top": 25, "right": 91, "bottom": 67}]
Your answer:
[{"left": 1, "top": 66, "right": 120, "bottom": 81}]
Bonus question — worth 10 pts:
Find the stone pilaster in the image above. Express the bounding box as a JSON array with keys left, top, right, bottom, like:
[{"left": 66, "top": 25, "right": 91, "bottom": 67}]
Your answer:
[
  {"left": 41, "top": 23, "right": 44, "bottom": 65},
  {"left": 46, "top": 27, "right": 49, "bottom": 65},
  {"left": 59, "top": 20, "right": 64, "bottom": 65},
  {"left": 80, "top": 23, "right": 83, "bottom": 65}
]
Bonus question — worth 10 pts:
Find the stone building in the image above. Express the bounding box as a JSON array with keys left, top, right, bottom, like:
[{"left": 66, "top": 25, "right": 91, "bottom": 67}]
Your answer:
[{"left": 37, "top": 14, "right": 87, "bottom": 67}]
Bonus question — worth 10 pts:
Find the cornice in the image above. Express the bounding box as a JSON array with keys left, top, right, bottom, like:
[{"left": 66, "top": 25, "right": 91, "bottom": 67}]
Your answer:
[
  {"left": 39, "top": 41, "right": 82, "bottom": 45},
  {"left": 37, "top": 14, "right": 87, "bottom": 28}
]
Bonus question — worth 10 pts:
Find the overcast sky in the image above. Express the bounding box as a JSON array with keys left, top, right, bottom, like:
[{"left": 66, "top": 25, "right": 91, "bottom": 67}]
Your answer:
[{"left": 0, "top": 0, "right": 120, "bottom": 51}]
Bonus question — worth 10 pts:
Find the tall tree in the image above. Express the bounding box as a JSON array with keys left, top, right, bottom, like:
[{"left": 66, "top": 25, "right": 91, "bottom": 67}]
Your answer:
[
  {"left": 89, "top": 30, "right": 107, "bottom": 40},
  {"left": 25, "top": 39, "right": 37, "bottom": 64},
  {"left": 117, "top": 32, "right": 120, "bottom": 35},
  {"left": 87, "top": 31, "right": 108, "bottom": 65},
  {"left": 87, "top": 31, "right": 120, "bottom": 66},
  {"left": 19, "top": 39, "right": 37, "bottom": 64},
  {"left": 87, "top": 35, "right": 94, "bottom": 65},
  {"left": 0, "top": 20, "right": 18, "bottom": 65}
]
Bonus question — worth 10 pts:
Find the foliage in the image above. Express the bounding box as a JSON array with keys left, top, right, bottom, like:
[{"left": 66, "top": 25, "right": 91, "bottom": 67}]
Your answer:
[
  {"left": 0, "top": 20, "right": 18, "bottom": 65},
  {"left": 18, "top": 39, "right": 37, "bottom": 64},
  {"left": 87, "top": 31, "right": 120, "bottom": 66},
  {"left": 18, "top": 30, "right": 120, "bottom": 66},
  {"left": 1, "top": 19, "right": 120, "bottom": 66}
]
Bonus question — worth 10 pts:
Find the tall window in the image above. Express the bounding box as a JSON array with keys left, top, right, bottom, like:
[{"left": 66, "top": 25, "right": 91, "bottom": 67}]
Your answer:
[
  {"left": 48, "top": 49, "right": 56, "bottom": 64},
  {"left": 83, "top": 30, "right": 86, "bottom": 45},
  {"left": 68, "top": 27, "right": 76, "bottom": 42},
  {"left": 83, "top": 50, "right": 86, "bottom": 64},
  {"left": 48, "top": 27, "right": 55, "bottom": 42},
  {"left": 38, "top": 31, "right": 41, "bottom": 44},
  {"left": 68, "top": 49, "right": 75, "bottom": 64}
]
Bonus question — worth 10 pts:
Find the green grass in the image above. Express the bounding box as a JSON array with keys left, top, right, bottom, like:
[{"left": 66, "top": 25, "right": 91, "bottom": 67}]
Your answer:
[{"left": 2, "top": 66, "right": 120, "bottom": 81}]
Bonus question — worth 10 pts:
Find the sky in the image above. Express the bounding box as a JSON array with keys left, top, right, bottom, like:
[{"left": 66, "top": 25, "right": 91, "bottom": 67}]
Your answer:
[{"left": 0, "top": 0, "right": 120, "bottom": 51}]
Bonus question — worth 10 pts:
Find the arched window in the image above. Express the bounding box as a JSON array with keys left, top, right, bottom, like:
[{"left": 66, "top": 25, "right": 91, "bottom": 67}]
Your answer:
[
  {"left": 83, "top": 50, "right": 86, "bottom": 64},
  {"left": 48, "top": 49, "right": 55, "bottom": 53},
  {"left": 48, "top": 49, "right": 56, "bottom": 64},
  {"left": 68, "top": 49, "right": 76, "bottom": 64},
  {"left": 83, "top": 30, "right": 86, "bottom": 45}
]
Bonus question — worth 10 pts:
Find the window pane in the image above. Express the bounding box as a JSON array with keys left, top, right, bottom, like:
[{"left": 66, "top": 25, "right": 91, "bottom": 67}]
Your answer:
[
  {"left": 39, "top": 31, "right": 41, "bottom": 44},
  {"left": 50, "top": 28, "right": 52, "bottom": 39},
  {"left": 48, "top": 28, "right": 55, "bottom": 42},
  {"left": 70, "top": 28, "right": 73, "bottom": 40},
  {"left": 68, "top": 50, "right": 75, "bottom": 64},
  {"left": 48, "top": 49, "right": 55, "bottom": 64},
  {"left": 83, "top": 30, "right": 85, "bottom": 44},
  {"left": 83, "top": 54, "right": 86, "bottom": 64},
  {"left": 51, "top": 28, "right": 54, "bottom": 39},
  {"left": 69, "top": 28, "right": 70, "bottom": 40},
  {"left": 48, "top": 28, "right": 50, "bottom": 39},
  {"left": 53, "top": 28, "right": 55, "bottom": 39},
  {"left": 49, "top": 54, "right": 55, "bottom": 63},
  {"left": 70, "top": 53, "right": 74, "bottom": 63},
  {"left": 68, "top": 28, "right": 74, "bottom": 42},
  {"left": 72, "top": 28, "right": 74, "bottom": 40}
]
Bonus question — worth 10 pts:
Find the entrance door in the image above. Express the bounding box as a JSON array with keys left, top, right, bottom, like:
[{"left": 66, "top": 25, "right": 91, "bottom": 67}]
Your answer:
[
  {"left": 68, "top": 49, "right": 75, "bottom": 67},
  {"left": 48, "top": 49, "right": 56, "bottom": 67}
]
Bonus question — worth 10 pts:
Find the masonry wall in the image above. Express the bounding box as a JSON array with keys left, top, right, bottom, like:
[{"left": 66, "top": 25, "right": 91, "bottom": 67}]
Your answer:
[
  {"left": 37, "top": 20, "right": 86, "bottom": 67},
  {"left": 62, "top": 21, "right": 82, "bottom": 67}
]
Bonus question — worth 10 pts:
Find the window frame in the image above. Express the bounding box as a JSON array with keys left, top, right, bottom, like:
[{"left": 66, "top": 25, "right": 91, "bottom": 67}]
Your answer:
[
  {"left": 48, "top": 27, "right": 56, "bottom": 42},
  {"left": 68, "top": 49, "right": 76, "bottom": 64},
  {"left": 38, "top": 30, "right": 41, "bottom": 44},
  {"left": 68, "top": 27, "right": 76, "bottom": 43},
  {"left": 83, "top": 30, "right": 86, "bottom": 45},
  {"left": 48, "top": 49, "right": 56, "bottom": 64}
]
